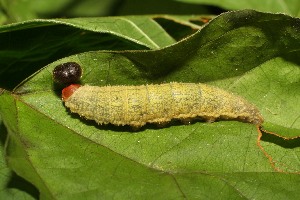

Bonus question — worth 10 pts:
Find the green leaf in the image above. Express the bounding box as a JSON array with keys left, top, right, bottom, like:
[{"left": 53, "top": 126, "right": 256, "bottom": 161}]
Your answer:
[
  {"left": 0, "top": 15, "right": 203, "bottom": 89},
  {"left": 0, "top": 109, "right": 37, "bottom": 199},
  {"left": 0, "top": 0, "right": 120, "bottom": 23},
  {"left": 1, "top": 10, "right": 300, "bottom": 199},
  {"left": 258, "top": 132, "right": 300, "bottom": 174},
  {"left": 176, "top": 0, "right": 300, "bottom": 17},
  {"left": 117, "top": 0, "right": 211, "bottom": 16},
  {"left": 0, "top": 9, "right": 7, "bottom": 25}
]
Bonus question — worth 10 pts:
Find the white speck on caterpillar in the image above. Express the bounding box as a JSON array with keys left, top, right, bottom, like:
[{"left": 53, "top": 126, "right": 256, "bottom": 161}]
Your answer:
[{"left": 63, "top": 82, "right": 263, "bottom": 128}]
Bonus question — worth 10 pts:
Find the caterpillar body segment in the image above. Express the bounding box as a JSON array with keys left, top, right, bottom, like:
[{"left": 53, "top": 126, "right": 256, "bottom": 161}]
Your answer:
[{"left": 62, "top": 82, "right": 263, "bottom": 128}]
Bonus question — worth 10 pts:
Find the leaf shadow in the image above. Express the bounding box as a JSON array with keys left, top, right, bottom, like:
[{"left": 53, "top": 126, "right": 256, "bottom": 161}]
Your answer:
[
  {"left": 282, "top": 51, "right": 300, "bottom": 67},
  {"left": 0, "top": 121, "right": 39, "bottom": 199},
  {"left": 67, "top": 111, "right": 179, "bottom": 133},
  {"left": 260, "top": 131, "right": 300, "bottom": 149},
  {"left": 0, "top": 119, "right": 7, "bottom": 148},
  {"left": 66, "top": 110, "right": 256, "bottom": 133},
  {"left": 6, "top": 172, "right": 40, "bottom": 200}
]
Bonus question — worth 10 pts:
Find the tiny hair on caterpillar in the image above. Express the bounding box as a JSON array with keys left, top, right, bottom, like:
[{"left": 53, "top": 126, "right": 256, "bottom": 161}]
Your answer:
[{"left": 61, "top": 83, "right": 263, "bottom": 128}]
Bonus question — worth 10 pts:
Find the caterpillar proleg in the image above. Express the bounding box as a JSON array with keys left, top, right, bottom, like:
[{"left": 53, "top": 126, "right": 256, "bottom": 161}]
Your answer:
[{"left": 62, "top": 83, "right": 263, "bottom": 128}]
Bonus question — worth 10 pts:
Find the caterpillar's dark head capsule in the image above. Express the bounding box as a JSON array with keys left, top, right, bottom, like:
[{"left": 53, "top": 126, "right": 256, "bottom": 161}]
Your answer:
[{"left": 53, "top": 62, "right": 82, "bottom": 84}]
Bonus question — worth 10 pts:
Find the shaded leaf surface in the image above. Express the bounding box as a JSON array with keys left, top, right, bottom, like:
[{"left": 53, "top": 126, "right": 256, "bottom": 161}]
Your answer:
[
  {"left": 0, "top": 114, "right": 36, "bottom": 199},
  {"left": 0, "top": 15, "right": 204, "bottom": 89},
  {"left": 0, "top": 10, "right": 300, "bottom": 199},
  {"left": 177, "top": 0, "right": 300, "bottom": 17},
  {"left": 0, "top": 0, "right": 120, "bottom": 23}
]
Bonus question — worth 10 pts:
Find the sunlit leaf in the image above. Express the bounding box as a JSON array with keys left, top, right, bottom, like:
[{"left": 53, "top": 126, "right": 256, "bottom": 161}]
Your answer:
[{"left": 0, "top": 10, "right": 299, "bottom": 199}]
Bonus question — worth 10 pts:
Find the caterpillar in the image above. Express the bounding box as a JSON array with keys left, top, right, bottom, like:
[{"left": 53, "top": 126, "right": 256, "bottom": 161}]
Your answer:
[{"left": 62, "top": 83, "right": 263, "bottom": 128}]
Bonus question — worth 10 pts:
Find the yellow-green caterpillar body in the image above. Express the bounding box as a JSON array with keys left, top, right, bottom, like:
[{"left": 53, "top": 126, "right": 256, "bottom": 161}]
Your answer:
[{"left": 62, "top": 82, "right": 263, "bottom": 128}]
